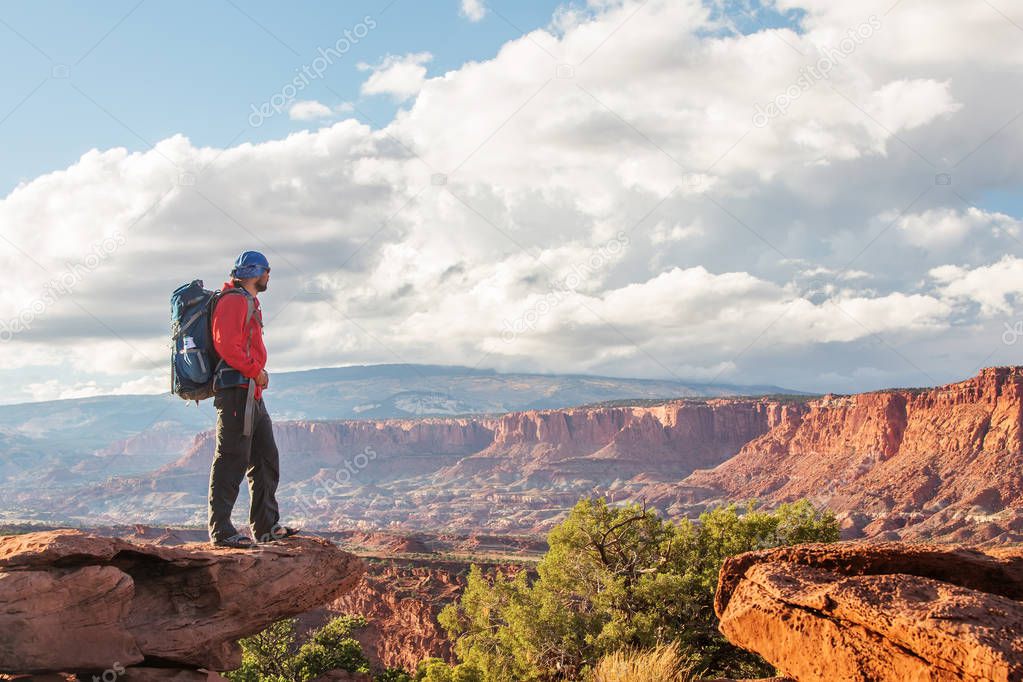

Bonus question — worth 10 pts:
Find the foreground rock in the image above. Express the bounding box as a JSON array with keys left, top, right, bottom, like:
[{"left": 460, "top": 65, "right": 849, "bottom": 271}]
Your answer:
[
  {"left": 0, "top": 530, "right": 365, "bottom": 676},
  {"left": 715, "top": 541, "right": 1023, "bottom": 681}
]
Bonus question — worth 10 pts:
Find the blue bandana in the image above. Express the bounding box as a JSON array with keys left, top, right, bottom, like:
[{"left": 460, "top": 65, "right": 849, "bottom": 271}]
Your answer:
[{"left": 231, "top": 250, "right": 270, "bottom": 279}]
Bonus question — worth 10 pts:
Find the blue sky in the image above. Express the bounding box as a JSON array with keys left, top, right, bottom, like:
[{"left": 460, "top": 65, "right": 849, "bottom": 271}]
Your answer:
[
  {"left": 0, "top": 0, "right": 818, "bottom": 197},
  {"left": 0, "top": 0, "right": 570, "bottom": 194}
]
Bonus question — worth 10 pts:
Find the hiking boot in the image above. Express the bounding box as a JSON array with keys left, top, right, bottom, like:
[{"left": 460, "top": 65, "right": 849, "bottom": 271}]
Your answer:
[
  {"left": 213, "top": 533, "right": 255, "bottom": 549},
  {"left": 257, "top": 525, "right": 300, "bottom": 543}
]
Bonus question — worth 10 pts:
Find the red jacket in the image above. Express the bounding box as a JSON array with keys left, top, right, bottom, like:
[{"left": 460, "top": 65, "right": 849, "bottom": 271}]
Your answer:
[{"left": 212, "top": 282, "right": 267, "bottom": 399}]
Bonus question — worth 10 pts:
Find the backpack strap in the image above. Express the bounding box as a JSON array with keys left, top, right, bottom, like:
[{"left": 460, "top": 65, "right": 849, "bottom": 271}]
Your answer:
[
  {"left": 243, "top": 376, "right": 256, "bottom": 437},
  {"left": 175, "top": 307, "right": 207, "bottom": 339},
  {"left": 241, "top": 294, "right": 255, "bottom": 353},
  {"left": 235, "top": 291, "right": 257, "bottom": 437}
]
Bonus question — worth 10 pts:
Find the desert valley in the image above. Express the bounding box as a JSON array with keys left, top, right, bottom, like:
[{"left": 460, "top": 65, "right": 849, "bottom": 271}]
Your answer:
[
  {"left": 6, "top": 365, "right": 1020, "bottom": 545},
  {"left": 3, "top": 364, "right": 1023, "bottom": 679}
]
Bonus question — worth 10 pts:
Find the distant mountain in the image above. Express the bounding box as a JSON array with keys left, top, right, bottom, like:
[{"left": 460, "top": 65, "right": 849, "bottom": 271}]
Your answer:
[
  {"left": 262, "top": 363, "right": 799, "bottom": 420},
  {"left": 0, "top": 394, "right": 213, "bottom": 488},
  {"left": 0, "top": 363, "right": 798, "bottom": 495}
]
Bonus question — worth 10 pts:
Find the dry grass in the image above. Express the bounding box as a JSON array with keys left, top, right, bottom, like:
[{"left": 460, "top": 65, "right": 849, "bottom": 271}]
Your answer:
[{"left": 590, "top": 642, "right": 695, "bottom": 682}]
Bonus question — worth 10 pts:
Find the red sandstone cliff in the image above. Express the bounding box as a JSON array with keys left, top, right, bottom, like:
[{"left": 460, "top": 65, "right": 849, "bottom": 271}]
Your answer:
[
  {"left": 126, "top": 399, "right": 780, "bottom": 528},
  {"left": 161, "top": 417, "right": 496, "bottom": 479},
  {"left": 163, "top": 401, "right": 777, "bottom": 485},
  {"left": 316, "top": 557, "right": 529, "bottom": 672},
  {"left": 435, "top": 400, "right": 783, "bottom": 486},
  {"left": 648, "top": 367, "right": 1023, "bottom": 543},
  {"left": 316, "top": 559, "right": 463, "bottom": 670}
]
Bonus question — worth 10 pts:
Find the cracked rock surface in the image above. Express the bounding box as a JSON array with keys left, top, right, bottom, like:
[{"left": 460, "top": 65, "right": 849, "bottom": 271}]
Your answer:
[{"left": 715, "top": 541, "right": 1023, "bottom": 681}]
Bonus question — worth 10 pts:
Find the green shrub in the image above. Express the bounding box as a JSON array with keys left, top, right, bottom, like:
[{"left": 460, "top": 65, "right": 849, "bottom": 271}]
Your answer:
[
  {"left": 414, "top": 658, "right": 483, "bottom": 682},
  {"left": 376, "top": 668, "right": 417, "bottom": 682},
  {"left": 439, "top": 498, "right": 838, "bottom": 681},
  {"left": 224, "top": 614, "right": 372, "bottom": 682}
]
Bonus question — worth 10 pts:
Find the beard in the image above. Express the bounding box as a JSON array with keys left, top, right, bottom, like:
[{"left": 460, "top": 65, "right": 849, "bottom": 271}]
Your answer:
[{"left": 255, "top": 277, "right": 268, "bottom": 293}]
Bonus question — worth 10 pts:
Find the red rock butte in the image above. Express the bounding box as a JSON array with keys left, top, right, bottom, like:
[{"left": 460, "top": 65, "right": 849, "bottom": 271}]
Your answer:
[{"left": 648, "top": 366, "right": 1023, "bottom": 544}]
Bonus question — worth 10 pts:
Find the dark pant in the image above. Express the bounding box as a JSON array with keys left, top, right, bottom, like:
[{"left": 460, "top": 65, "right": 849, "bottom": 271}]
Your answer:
[{"left": 208, "top": 387, "right": 280, "bottom": 542}]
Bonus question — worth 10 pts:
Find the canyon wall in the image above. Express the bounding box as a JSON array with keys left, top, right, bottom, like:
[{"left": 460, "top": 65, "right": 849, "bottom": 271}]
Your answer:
[
  {"left": 18, "top": 367, "right": 1023, "bottom": 545},
  {"left": 650, "top": 367, "right": 1023, "bottom": 543},
  {"left": 166, "top": 400, "right": 780, "bottom": 484},
  {"left": 165, "top": 418, "right": 496, "bottom": 476},
  {"left": 436, "top": 400, "right": 783, "bottom": 487}
]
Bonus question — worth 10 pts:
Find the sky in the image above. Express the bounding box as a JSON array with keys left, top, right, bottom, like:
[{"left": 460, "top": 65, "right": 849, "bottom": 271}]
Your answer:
[{"left": 0, "top": 0, "right": 1021, "bottom": 403}]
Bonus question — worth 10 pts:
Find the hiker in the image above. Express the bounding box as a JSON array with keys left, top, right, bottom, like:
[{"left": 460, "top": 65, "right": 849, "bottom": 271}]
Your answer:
[{"left": 207, "top": 250, "right": 298, "bottom": 549}]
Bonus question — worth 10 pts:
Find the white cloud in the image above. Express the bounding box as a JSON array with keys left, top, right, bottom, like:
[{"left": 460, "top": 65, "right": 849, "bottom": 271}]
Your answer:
[
  {"left": 1, "top": 0, "right": 1022, "bottom": 398},
  {"left": 358, "top": 52, "right": 433, "bottom": 100},
  {"left": 24, "top": 374, "right": 165, "bottom": 402},
  {"left": 931, "top": 256, "right": 1023, "bottom": 316},
  {"left": 868, "top": 79, "right": 962, "bottom": 134},
  {"left": 24, "top": 379, "right": 106, "bottom": 402},
  {"left": 897, "top": 207, "right": 1021, "bottom": 248},
  {"left": 650, "top": 220, "right": 703, "bottom": 244},
  {"left": 289, "top": 100, "right": 334, "bottom": 121},
  {"left": 460, "top": 0, "right": 487, "bottom": 22},
  {"left": 800, "top": 266, "right": 870, "bottom": 281}
]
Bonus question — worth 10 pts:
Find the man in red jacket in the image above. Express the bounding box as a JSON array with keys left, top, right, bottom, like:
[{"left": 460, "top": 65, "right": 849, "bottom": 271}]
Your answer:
[{"left": 208, "top": 250, "right": 298, "bottom": 549}]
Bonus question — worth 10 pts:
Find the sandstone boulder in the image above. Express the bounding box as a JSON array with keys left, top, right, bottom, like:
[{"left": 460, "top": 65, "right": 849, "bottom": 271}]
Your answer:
[
  {"left": 715, "top": 541, "right": 1023, "bottom": 681},
  {"left": 0, "top": 530, "right": 365, "bottom": 676}
]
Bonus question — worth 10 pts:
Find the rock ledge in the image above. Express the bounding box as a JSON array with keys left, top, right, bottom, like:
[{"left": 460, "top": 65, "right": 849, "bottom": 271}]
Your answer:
[{"left": 0, "top": 530, "right": 365, "bottom": 676}]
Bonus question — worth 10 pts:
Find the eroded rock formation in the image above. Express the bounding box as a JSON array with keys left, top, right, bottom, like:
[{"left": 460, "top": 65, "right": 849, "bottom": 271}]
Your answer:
[
  {"left": 648, "top": 366, "right": 1023, "bottom": 544},
  {"left": 316, "top": 558, "right": 463, "bottom": 670},
  {"left": 715, "top": 541, "right": 1023, "bottom": 681},
  {"left": 438, "top": 399, "right": 782, "bottom": 486},
  {"left": 0, "top": 530, "right": 365, "bottom": 677}
]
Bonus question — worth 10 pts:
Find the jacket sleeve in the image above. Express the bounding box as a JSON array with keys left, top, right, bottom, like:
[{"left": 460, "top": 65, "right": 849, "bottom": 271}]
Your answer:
[{"left": 212, "top": 294, "right": 262, "bottom": 379}]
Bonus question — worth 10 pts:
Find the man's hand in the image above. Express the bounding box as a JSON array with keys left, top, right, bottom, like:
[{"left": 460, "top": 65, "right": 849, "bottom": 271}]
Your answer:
[{"left": 256, "top": 370, "right": 269, "bottom": 388}]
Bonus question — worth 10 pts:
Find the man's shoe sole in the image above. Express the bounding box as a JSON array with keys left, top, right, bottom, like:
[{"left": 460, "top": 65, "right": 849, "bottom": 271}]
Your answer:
[
  {"left": 213, "top": 540, "right": 255, "bottom": 549},
  {"left": 257, "top": 528, "right": 301, "bottom": 543}
]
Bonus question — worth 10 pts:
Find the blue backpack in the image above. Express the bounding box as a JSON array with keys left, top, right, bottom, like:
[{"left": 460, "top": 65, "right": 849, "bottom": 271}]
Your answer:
[{"left": 170, "top": 280, "right": 252, "bottom": 401}]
